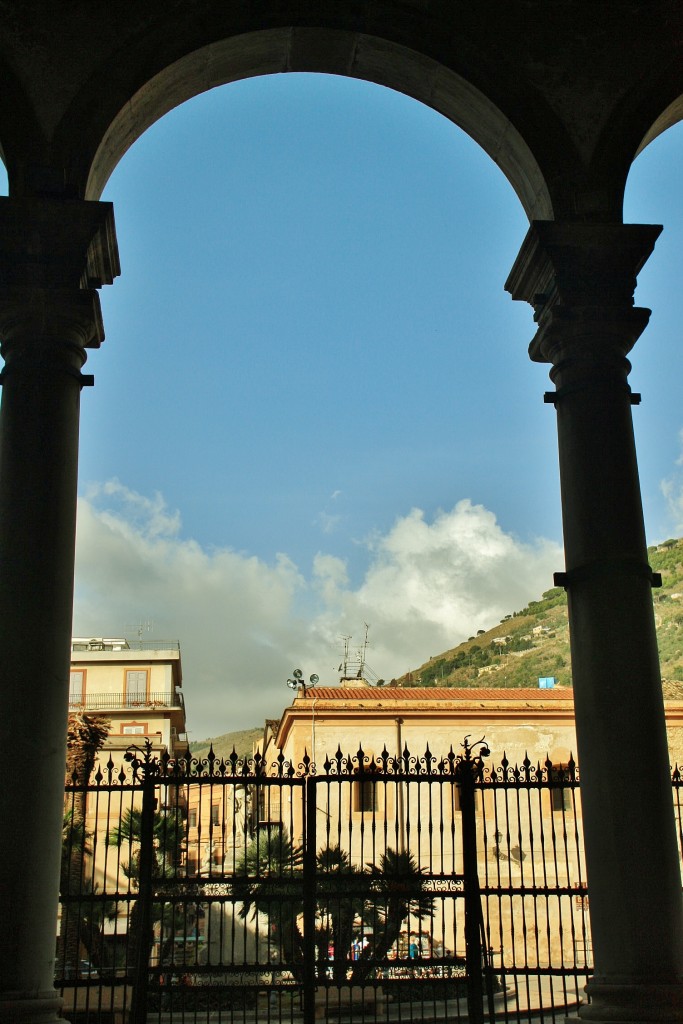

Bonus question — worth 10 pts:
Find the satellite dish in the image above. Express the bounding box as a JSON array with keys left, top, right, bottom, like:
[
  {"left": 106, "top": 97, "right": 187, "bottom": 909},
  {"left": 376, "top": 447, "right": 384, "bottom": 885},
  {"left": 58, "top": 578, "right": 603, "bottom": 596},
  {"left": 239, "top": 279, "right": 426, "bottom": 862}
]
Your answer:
[
  {"left": 309, "top": 674, "right": 319, "bottom": 686},
  {"left": 293, "top": 668, "right": 303, "bottom": 680}
]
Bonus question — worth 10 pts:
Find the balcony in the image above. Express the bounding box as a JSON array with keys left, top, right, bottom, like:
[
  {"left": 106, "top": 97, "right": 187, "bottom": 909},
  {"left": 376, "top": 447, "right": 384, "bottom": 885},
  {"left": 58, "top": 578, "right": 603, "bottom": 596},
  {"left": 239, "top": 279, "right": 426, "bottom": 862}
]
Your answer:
[{"left": 68, "top": 690, "right": 185, "bottom": 711}]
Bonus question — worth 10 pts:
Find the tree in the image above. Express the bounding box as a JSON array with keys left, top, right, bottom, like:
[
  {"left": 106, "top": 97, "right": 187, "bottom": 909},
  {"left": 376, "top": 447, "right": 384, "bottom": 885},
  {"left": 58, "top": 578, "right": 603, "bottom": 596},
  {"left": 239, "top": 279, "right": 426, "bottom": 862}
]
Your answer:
[
  {"left": 234, "top": 833, "right": 433, "bottom": 985},
  {"left": 59, "top": 813, "right": 117, "bottom": 971},
  {"left": 315, "top": 845, "right": 370, "bottom": 982},
  {"left": 234, "top": 827, "right": 305, "bottom": 976},
  {"left": 108, "top": 803, "right": 188, "bottom": 973},
  {"left": 350, "top": 848, "right": 434, "bottom": 982},
  {"left": 58, "top": 712, "right": 110, "bottom": 976}
]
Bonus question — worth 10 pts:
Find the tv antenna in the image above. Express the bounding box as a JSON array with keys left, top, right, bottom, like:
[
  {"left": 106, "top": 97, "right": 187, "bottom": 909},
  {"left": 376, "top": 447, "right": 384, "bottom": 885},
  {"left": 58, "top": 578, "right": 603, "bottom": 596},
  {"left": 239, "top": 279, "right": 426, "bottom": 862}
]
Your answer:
[
  {"left": 338, "top": 625, "right": 377, "bottom": 681},
  {"left": 338, "top": 635, "right": 352, "bottom": 676},
  {"left": 125, "top": 619, "right": 154, "bottom": 643},
  {"left": 360, "top": 623, "right": 370, "bottom": 677}
]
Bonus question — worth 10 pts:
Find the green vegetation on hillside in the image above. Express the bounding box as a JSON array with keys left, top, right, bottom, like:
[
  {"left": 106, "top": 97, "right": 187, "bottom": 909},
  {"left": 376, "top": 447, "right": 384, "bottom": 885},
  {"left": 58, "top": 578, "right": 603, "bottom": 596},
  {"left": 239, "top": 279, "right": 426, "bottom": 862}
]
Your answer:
[
  {"left": 396, "top": 537, "right": 683, "bottom": 691},
  {"left": 192, "top": 539, "right": 683, "bottom": 745}
]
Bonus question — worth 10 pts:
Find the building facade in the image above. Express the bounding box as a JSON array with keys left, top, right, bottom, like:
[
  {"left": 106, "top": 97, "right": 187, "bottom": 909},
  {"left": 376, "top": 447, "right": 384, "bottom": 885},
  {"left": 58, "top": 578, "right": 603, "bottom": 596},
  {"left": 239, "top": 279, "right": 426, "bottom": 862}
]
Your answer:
[
  {"left": 69, "top": 636, "right": 188, "bottom": 766},
  {"left": 62, "top": 638, "right": 189, "bottom": 981}
]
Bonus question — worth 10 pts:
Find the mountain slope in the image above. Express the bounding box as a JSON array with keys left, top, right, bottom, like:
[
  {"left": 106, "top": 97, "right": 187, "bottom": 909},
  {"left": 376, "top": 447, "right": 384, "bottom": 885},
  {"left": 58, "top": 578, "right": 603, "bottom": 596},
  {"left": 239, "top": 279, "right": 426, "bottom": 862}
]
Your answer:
[
  {"left": 189, "top": 727, "right": 263, "bottom": 761},
  {"left": 394, "top": 537, "right": 683, "bottom": 692},
  {"left": 193, "top": 539, "right": 683, "bottom": 746}
]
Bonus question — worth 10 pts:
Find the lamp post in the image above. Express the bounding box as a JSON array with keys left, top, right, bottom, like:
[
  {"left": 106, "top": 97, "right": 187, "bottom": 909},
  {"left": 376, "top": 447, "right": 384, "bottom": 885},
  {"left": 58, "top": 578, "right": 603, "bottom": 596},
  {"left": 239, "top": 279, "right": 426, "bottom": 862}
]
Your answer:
[{"left": 286, "top": 669, "right": 320, "bottom": 761}]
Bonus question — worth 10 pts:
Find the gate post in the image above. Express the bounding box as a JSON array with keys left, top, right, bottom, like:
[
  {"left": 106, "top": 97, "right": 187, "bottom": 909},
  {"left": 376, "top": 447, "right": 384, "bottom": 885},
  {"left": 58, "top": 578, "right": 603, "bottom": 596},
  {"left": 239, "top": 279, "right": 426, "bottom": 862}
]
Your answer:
[
  {"left": 456, "top": 737, "right": 490, "bottom": 1024},
  {"left": 128, "top": 744, "right": 158, "bottom": 1024},
  {"left": 303, "top": 770, "right": 318, "bottom": 1024}
]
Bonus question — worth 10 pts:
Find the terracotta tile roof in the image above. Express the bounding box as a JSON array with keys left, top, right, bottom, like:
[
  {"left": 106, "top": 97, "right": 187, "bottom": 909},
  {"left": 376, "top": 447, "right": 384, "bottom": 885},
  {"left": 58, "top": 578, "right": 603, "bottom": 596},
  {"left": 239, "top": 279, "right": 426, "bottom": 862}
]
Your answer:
[{"left": 295, "top": 686, "right": 574, "bottom": 701}]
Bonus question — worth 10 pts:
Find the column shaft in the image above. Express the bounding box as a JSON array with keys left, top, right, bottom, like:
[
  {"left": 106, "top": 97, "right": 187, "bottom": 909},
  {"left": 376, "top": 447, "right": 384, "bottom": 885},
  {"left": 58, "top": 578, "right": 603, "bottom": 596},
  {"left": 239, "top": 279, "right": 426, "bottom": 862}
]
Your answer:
[
  {"left": 507, "top": 222, "right": 683, "bottom": 1022},
  {"left": 0, "top": 198, "right": 118, "bottom": 1024}
]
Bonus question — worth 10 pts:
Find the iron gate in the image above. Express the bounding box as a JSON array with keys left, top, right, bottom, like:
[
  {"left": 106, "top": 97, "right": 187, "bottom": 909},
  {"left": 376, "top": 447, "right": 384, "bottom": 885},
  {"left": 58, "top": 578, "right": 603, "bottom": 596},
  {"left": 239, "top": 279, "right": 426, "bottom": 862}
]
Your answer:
[{"left": 57, "top": 738, "right": 592, "bottom": 1023}]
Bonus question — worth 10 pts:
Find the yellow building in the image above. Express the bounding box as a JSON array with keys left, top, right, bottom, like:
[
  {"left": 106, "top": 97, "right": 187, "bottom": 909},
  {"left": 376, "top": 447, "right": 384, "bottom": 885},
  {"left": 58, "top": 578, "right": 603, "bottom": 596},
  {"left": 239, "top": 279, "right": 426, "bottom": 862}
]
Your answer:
[
  {"left": 273, "top": 678, "right": 683, "bottom": 777},
  {"left": 258, "top": 681, "right": 683, "bottom": 975},
  {"left": 62, "top": 637, "right": 189, "bottom": 984},
  {"left": 69, "top": 636, "right": 188, "bottom": 764}
]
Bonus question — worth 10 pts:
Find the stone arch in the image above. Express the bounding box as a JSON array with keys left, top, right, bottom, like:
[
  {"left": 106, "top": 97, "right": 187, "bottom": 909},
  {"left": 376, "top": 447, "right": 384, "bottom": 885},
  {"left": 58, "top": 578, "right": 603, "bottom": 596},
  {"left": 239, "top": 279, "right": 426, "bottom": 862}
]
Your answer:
[
  {"left": 588, "top": 63, "right": 683, "bottom": 219},
  {"left": 0, "top": 56, "right": 44, "bottom": 194},
  {"left": 637, "top": 95, "right": 683, "bottom": 158},
  {"left": 84, "top": 28, "right": 552, "bottom": 221}
]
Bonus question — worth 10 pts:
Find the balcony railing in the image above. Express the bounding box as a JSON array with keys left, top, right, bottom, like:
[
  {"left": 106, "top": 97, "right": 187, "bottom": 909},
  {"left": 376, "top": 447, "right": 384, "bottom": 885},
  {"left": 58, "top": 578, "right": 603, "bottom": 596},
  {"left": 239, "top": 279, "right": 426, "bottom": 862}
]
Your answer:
[
  {"left": 71, "top": 639, "right": 180, "bottom": 652},
  {"left": 68, "top": 690, "right": 184, "bottom": 711}
]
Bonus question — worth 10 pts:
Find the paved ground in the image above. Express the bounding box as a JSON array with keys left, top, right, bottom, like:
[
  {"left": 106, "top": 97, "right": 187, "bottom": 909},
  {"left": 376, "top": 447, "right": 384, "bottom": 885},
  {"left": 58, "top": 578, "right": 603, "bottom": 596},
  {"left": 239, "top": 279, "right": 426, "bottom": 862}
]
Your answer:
[{"left": 148, "top": 974, "right": 586, "bottom": 1023}]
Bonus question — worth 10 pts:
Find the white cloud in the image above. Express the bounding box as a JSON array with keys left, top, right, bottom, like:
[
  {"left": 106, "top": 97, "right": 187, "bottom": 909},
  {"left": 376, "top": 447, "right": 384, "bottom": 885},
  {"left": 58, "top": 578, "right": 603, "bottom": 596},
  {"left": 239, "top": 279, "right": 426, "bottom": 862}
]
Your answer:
[
  {"left": 74, "top": 485, "right": 562, "bottom": 739},
  {"left": 316, "top": 511, "right": 342, "bottom": 535},
  {"left": 662, "top": 429, "right": 683, "bottom": 532}
]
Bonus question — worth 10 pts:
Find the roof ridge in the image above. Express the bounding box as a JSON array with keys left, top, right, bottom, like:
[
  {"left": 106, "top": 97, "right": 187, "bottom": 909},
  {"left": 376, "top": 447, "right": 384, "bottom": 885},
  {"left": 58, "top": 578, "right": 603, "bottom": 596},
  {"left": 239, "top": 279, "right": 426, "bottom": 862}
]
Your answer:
[{"left": 295, "top": 685, "right": 574, "bottom": 699}]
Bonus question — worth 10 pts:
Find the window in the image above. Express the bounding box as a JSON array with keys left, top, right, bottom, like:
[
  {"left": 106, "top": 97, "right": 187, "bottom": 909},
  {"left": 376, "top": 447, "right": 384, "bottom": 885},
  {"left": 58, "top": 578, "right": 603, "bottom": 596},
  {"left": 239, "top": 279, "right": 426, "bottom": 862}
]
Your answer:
[
  {"left": 211, "top": 804, "right": 220, "bottom": 826},
  {"left": 259, "top": 789, "right": 281, "bottom": 824},
  {"left": 69, "top": 670, "right": 85, "bottom": 704},
  {"left": 121, "top": 724, "right": 146, "bottom": 735},
  {"left": 550, "top": 765, "right": 571, "bottom": 812},
  {"left": 353, "top": 779, "right": 377, "bottom": 813},
  {"left": 188, "top": 810, "right": 197, "bottom": 828},
  {"left": 125, "top": 669, "right": 148, "bottom": 705}
]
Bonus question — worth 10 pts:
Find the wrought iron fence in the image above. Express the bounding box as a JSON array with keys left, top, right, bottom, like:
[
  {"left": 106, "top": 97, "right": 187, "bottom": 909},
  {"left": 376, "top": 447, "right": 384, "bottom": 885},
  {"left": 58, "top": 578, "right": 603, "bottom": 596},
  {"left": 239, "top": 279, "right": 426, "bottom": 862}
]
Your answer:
[{"left": 57, "top": 738, "right": 592, "bottom": 1023}]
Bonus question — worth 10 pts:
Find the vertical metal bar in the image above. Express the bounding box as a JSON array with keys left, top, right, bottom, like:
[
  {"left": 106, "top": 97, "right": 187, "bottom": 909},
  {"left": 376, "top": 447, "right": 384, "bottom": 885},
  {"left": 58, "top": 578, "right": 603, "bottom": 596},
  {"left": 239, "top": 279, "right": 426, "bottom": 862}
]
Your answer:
[
  {"left": 478, "top": 780, "right": 497, "bottom": 1024},
  {"left": 303, "top": 776, "right": 317, "bottom": 1024},
  {"left": 460, "top": 760, "right": 484, "bottom": 1024},
  {"left": 396, "top": 719, "right": 405, "bottom": 854},
  {"left": 130, "top": 766, "right": 157, "bottom": 1024}
]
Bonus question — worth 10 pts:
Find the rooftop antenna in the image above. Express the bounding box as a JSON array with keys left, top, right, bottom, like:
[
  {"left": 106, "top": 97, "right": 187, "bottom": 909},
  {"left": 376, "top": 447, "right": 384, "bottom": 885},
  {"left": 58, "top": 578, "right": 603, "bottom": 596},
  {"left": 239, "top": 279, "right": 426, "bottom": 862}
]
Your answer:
[
  {"left": 125, "top": 619, "right": 154, "bottom": 643},
  {"left": 359, "top": 623, "right": 371, "bottom": 678},
  {"left": 338, "top": 635, "right": 353, "bottom": 677}
]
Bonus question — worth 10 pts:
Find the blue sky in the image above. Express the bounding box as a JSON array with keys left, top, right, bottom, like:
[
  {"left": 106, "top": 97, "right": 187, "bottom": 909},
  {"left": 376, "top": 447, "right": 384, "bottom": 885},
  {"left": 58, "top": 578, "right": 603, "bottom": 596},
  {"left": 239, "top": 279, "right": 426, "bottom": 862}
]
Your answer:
[{"left": 2, "top": 74, "right": 683, "bottom": 739}]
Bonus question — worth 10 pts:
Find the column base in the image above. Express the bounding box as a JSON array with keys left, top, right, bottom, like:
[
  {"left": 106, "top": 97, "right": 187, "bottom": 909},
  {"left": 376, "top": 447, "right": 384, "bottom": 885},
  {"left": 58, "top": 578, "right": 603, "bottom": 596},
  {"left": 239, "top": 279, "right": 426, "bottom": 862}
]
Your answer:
[
  {"left": 566, "top": 979, "right": 683, "bottom": 1022},
  {"left": 0, "top": 991, "right": 65, "bottom": 1023}
]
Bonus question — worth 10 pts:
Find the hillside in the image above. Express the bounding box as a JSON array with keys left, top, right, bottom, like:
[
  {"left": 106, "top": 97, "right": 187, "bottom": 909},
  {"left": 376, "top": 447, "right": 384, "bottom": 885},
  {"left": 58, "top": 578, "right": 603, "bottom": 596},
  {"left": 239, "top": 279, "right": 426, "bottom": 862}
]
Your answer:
[
  {"left": 189, "top": 726, "right": 263, "bottom": 761},
  {"left": 193, "top": 539, "right": 683, "bottom": 746},
  {"left": 394, "top": 536, "right": 683, "bottom": 693}
]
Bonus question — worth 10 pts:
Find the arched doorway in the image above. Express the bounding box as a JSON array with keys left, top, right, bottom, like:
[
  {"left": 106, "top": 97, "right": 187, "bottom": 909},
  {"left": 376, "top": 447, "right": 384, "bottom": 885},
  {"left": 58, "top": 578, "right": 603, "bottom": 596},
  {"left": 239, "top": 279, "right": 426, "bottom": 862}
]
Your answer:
[{"left": 2, "top": 11, "right": 683, "bottom": 1023}]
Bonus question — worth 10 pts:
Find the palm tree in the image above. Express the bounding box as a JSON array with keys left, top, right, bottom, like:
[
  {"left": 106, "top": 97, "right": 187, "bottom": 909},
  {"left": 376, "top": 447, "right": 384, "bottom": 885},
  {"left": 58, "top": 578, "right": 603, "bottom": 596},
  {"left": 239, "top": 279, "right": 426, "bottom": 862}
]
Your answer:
[
  {"left": 315, "top": 845, "right": 370, "bottom": 982},
  {"left": 234, "top": 828, "right": 305, "bottom": 977},
  {"left": 60, "top": 814, "right": 117, "bottom": 971},
  {"left": 58, "top": 712, "right": 110, "bottom": 976},
  {"left": 234, "top": 835, "right": 433, "bottom": 986},
  {"left": 108, "top": 803, "right": 188, "bottom": 974},
  {"left": 350, "top": 848, "right": 434, "bottom": 982}
]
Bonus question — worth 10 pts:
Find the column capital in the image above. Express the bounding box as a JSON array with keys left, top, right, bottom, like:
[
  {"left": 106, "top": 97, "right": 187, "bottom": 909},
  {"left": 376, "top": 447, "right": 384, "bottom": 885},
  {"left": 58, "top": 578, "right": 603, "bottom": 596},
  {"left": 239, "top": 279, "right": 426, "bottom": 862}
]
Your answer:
[
  {"left": 0, "top": 197, "right": 119, "bottom": 369},
  {"left": 505, "top": 221, "right": 662, "bottom": 364},
  {"left": 0, "top": 196, "right": 120, "bottom": 290}
]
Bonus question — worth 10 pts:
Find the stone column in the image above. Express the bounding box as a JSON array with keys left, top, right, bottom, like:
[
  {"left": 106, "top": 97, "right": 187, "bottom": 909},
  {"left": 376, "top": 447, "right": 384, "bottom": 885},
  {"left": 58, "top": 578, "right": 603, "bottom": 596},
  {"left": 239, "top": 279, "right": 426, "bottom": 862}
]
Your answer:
[
  {"left": 507, "top": 222, "right": 683, "bottom": 1022},
  {"left": 0, "top": 197, "right": 118, "bottom": 1023}
]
